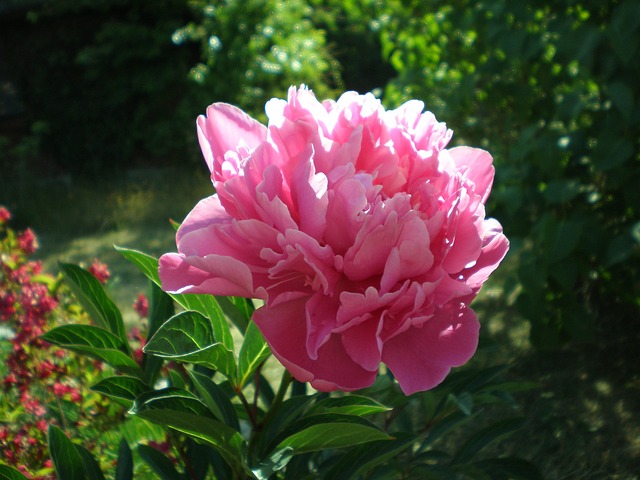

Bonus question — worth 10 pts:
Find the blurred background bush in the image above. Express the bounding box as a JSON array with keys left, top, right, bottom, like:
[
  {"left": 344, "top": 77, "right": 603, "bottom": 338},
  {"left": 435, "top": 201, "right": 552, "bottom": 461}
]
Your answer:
[{"left": 0, "top": 0, "right": 638, "bottom": 475}]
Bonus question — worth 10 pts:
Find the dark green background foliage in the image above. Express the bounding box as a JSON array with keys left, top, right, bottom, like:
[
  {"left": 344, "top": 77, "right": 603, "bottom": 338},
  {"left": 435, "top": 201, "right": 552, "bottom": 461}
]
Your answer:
[{"left": 1, "top": 0, "right": 638, "bottom": 347}]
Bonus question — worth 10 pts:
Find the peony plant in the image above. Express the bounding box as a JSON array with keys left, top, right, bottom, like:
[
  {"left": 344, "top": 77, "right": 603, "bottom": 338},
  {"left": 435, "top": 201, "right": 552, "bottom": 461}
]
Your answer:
[
  {"left": 1, "top": 89, "right": 540, "bottom": 479},
  {"left": 159, "top": 86, "right": 509, "bottom": 395}
]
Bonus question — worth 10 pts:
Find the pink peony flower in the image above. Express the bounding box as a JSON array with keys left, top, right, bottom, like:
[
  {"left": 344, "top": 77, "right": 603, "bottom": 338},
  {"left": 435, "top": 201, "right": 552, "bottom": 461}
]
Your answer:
[{"left": 159, "top": 86, "right": 509, "bottom": 395}]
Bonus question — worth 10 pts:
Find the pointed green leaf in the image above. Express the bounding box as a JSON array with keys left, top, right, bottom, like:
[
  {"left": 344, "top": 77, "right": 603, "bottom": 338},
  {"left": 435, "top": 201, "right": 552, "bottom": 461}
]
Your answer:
[
  {"left": 217, "top": 296, "right": 250, "bottom": 333},
  {"left": 143, "top": 281, "right": 174, "bottom": 385},
  {"left": 307, "top": 395, "right": 391, "bottom": 417},
  {"left": 115, "top": 246, "right": 161, "bottom": 284},
  {"left": 115, "top": 247, "right": 234, "bottom": 352},
  {"left": 91, "top": 376, "right": 150, "bottom": 404},
  {"left": 58, "top": 262, "right": 127, "bottom": 344},
  {"left": 327, "top": 432, "right": 416, "bottom": 480},
  {"left": 42, "top": 325, "right": 143, "bottom": 378},
  {"left": 116, "top": 438, "right": 134, "bottom": 480},
  {"left": 237, "top": 320, "right": 271, "bottom": 388},
  {"left": 452, "top": 417, "right": 525, "bottom": 465},
  {"left": 144, "top": 311, "right": 236, "bottom": 379},
  {"left": 48, "top": 425, "right": 86, "bottom": 480},
  {"left": 76, "top": 444, "right": 106, "bottom": 480},
  {"left": 188, "top": 370, "right": 240, "bottom": 430},
  {"left": 0, "top": 465, "right": 30, "bottom": 479},
  {"left": 131, "top": 388, "right": 212, "bottom": 417},
  {"left": 274, "top": 414, "right": 390, "bottom": 454},
  {"left": 137, "top": 444, "right": 185, "bottom": 480},
  {"left": 134, "top": 407, "right": 246, "bottom": 477},
  {"left": 252, "top": 446, "right": 294, "bottom": 480}
]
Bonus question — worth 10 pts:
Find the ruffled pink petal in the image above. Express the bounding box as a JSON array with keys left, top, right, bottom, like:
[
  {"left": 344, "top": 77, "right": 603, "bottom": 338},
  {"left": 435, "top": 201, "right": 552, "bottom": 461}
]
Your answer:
[
  {"left": 254, "top": 296, "right": 377, "bottom": 391},
  {"left": 175, "top": 195, "right": 230, "bottom": 244},
  {"left": 159, "top": 253, "right": 259, "bottom": 298},
  {"left": 382, "top": 306, "right": 480, "bottom": 395},
  {"left": 340, "top": 314, "right": 383, "bottom": 372},
  {"left": 448, "top": 146, "right": 495, "bottom": 204},
  {"left": 462, "top": 219, "right": 510, "bottom": 292},
  {"left": 197, "top": 103, "right": 267, "bottom": 176}
]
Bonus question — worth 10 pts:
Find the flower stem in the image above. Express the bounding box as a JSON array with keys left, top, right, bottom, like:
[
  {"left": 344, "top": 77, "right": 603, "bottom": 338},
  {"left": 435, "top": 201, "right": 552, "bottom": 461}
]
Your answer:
[{"left": 258, "top": 370, "right": 293, "bottom": 429}]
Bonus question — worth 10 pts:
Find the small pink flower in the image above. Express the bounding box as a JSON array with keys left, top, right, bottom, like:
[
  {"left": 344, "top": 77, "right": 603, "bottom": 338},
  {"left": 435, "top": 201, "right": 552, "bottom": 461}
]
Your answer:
[
  {"left": 133, "top": 293, "right": 149, "bottom": 318},
  {"left": 160, "top": 87, "right": 509, "bottom": 395},
  {"left": 17, "top": 229, "right": 38, "bottom": 255},
  {"left": 0, "top": 206, "right": 11, "bottom": 224},
  {"left": 87, "top": 259, "right": 110, "bottom": 284}
]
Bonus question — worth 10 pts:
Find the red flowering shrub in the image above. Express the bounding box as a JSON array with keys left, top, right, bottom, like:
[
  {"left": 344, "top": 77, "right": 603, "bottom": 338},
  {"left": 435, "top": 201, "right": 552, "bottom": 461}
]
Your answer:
[{"left": 0, "top": 207, "right": 121, "bottom": 478}]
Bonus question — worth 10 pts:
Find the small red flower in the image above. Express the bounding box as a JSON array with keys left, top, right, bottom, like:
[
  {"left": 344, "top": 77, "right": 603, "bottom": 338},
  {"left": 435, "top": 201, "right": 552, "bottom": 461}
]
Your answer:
[
  {"left": 133, "top": 293, "right": 149, "bottom": 318},
  {"left": 17, "top": 229, "right": 38, "bottom": 255},
  {"left": 87, "top": 259, "right": 110, "bottom": 284},
  {"left": 0, "top": 206, "right": 11, "bottom": 224}
]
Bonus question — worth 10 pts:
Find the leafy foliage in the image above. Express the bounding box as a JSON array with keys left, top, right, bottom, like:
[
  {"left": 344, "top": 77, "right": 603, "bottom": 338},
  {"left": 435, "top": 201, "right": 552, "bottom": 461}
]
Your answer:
[
  {"left": 11, "top": 238, "right": 537, "bottom": 479},
  {"left": 374, "top": 0, "right": 640, "bottom": 347}
]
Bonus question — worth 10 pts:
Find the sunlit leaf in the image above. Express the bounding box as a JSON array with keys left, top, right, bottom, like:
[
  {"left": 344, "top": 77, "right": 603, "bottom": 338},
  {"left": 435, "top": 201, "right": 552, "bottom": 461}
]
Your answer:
[
  {"left": 273, "top": 414, "right": 390, "bottom": 454},
  {"left": 307, "top": 395, "right": 391, "bottom": 417},
  {"left": 58, "top": 262, "right": 127, "bottom": 345},
  {"left": 42, "top": 325, "right": 143, "bottom": 378},
  {"left": 144, "top": 310, "right": 236, "bottom": 379},
  {"left": 91, "top": 376, "right": 150, "bottom": 404},
  {"left": 188, "top": 370, "right": 240, "bottom": 429},
  {"left": 237, "top": 320, "right": 271, "bottom": 388},
  {"left": 115, "top": 247, "right": 234, "bottom": 352}
]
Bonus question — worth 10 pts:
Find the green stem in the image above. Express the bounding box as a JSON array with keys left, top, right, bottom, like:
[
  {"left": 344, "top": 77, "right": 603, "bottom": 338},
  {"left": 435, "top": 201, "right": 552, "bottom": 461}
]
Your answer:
[{"left": 258, "top": 370, "right": 293, "bottom": 429}]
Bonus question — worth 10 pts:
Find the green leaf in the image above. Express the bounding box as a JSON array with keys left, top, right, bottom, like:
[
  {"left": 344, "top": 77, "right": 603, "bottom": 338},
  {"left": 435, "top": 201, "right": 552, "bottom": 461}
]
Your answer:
[
  {"left": 274, "top": 414, "right": 390, "bottom": 454},
  {"left": 47, "top": 425, "right": 87, "bottom": 480},
  {"left": 144, "top": 311, "right": 236, "bottom": 380},
  {"left": 134, "top": 409, "right": 246, "bottom": 477},
  {"left": 327, "top": 432, "right": 416, "bottom": 480},
  {"left": 307, "top": 395, "right": 391, "bottom": 417},
  {"left": 42, "top": 325, "right": 143, "bottom": 378},
  {"left": 237, "top": 320, "right": 271, "bottom": 388},
  {"left": 144, "top": 281, "right": 174, "bottom": 385},
  {"left": 0, "top": 465, "right": 30, "bottom": 479},
  {"left": 470, "top": 458, "right": 543, "bottom": 480},
  {"left": 131, "top": 388, "right": 212, "bottom": 418},
  {"left": 115, "top": 247, "right": 235, "bottom": 353},
  {"left": 115, "top": 246, "right": 161, "bottom": 284},
  {"left": 137, "top": 444, "right": 185, "bottom": 480},
  {"left": 91, "top": 376, "right": 150, "bottom": 404},
  {"left": 115, "top": 438, "right": 134, "bottom": 480},
  {"left": 217, "top": 296, "right": 251, "bottom": 333},
  {"left": 252, "top": 446, "right": 294, "bottom": 480},
  {"left": 58, "top": 262, "right": 127, "bottom": 344},
  {"left": 452, "top": 417, "right": 525, "bottom": 464},
  {"left": 76, "top": 444, "right": 106, "bottom": 480},
  {"left": 259, "top": 395, "right": 316, "bottom": 453},
  {"left": 188, "top": 370, "right": 240, "bottom": 430}
]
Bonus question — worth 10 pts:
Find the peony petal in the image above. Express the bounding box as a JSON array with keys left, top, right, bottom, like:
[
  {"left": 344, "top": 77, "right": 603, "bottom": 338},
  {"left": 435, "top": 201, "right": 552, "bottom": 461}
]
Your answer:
[
  {"left": 175, "top": 195, "right": 230, "bottom": 245},
  {"left": 448, "top": 146, "right": 495, "bottom": 204},
  {"left": 463, "top": 219, "right": 510, "bottom": 292},
  {"left": 382, "top": 306, "right": 479, "bottom": 395},
  {"left": 197, "top": 103, "right": 266, "bottom": 175},
  {"left": 340, "top": 314, "right": 383, "bottom": 372},
  {"left": 254, "top": 296, "right": 377, "bottom": 391},
  {"left": 159, "top": 253, "right": 260, "bottom": 298}
]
